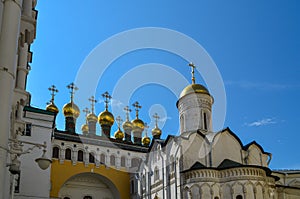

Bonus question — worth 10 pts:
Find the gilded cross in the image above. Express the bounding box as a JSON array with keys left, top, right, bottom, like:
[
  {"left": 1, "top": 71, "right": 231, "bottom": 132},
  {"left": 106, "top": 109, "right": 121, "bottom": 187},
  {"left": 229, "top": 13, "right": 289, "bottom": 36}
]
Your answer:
[
  {"left": 153, "top": 113, "right": 160, "bottom": 127},
  {"left": 67, "top": 83, "right": 78, "bottom": 102},
  {"left": 123, "top": 106, "right": 132, "bottom": 121},
  {"left": 116, "top": 116, "right": 123, "bottom": 129},
  {"left": 48, "top": 85, "right": 58, "bottom": 103},
  {"left": 88, "top": 96, "right": 97, "bottom": 113},
  {"left": 188, "top": 62, "right": 196, "bottom": 84},
  {"left": 83, "top": 107, "right": 89, "bottom": 123},
  {"left": 132, "top": 101, "right": 142, "bottom": 118},
  {"left": 101, "top": 91, "right": 112, "bottom": 110}
]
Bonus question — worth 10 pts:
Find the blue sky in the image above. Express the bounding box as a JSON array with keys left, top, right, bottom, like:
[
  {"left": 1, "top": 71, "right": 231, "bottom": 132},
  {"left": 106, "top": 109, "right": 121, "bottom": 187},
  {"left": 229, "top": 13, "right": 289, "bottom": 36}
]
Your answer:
[{"left": 28, "top": 1, "right": 300, "bottom": 169}]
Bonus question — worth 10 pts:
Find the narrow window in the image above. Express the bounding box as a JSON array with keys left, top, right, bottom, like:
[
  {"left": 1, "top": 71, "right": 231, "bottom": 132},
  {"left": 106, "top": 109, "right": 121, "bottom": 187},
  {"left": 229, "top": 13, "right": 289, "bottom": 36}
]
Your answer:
[
  {"left": 121, "top": 156, "right": 126, "bottom": 167},
  {"left": 83, "top": 196, "right": 92, "bottom": 199},
  {"left": 131, "top": 158, "right": 139, "bottom": 168},
  {"left": 110, "top": 155, "right": 115, "bottom": 166},
  {"left": 77, "top": 150, "right": 83, "bottom": 162},
  {"left": 25, "top": 123, "right": 32, "bottom": 136},
  {"left": 100, "top": 154, "right": 105, "bottom": 164},
  {"left": 203, "top": 112, "right": 208, "bottom": 130},
  {"left": 65, "top": 148, "right": 71, "bottom": 160},
  {"left": 236, "top": 195, "right": 243, "bottom": 199},
  {"left": 52, "top": 147, "right": 59, "bottom": 158}
]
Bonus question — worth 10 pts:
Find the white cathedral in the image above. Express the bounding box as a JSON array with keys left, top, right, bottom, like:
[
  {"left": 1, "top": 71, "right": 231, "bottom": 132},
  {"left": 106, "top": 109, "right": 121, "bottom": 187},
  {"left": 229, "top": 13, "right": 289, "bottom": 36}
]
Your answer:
[{"left": 0, "top": 1, "right": 299, "bottom": 199}]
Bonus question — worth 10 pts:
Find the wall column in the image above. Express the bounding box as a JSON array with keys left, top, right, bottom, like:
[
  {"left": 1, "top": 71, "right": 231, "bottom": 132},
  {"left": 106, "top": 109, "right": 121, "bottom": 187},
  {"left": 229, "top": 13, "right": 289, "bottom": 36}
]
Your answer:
[{"left": 0, "top": 0, "right": 23, "bottom": 198}]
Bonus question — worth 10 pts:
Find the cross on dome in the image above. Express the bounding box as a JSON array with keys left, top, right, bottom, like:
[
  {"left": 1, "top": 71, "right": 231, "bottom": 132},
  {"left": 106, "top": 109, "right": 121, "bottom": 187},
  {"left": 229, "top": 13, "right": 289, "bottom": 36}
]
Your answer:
[
  {"left": 132, "top": 101, "right": 142, "bottom": 118},
  {"left": 116, "top": 116, "right": 123, "bottom": 129},
  {"left": 188, "top": 62, "right": 196, "bottom": 84},
  {"left": 82, "top": 107, "right": 89, "bottom": 123},
  {"left": 48, "top": 85, "right": 58, "bottom": 103},
  {"left": 88, "top": 96, "right": 97, "bottom": 113},
  {"left": 153, "top": 113, "right": 160, "bottom": 128},
  {"left": 67, "top": 83, "right": 78, "bottom": 102},
  {"left": 123, "top": 106, "right": 132, "bottom": 121},
  {"left": 101, "top": 91, "right": 112, "bottom": 110}
]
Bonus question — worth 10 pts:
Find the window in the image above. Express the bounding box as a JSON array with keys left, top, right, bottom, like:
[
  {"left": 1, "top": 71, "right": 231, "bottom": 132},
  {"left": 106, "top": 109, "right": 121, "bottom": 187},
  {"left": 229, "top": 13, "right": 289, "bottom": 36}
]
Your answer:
[
  {"left": 63, "top": 197, "right": 70, "bottom": 199},
  {"left": 110, "top": 155, "right": 115, "bottom": 166},
  {"left": 121, "top": 156, "right": 126, "bottom": 167},
  {"left": 65, "top": 148, "right": 72, "bottom": 160},
  {"left": 100, "top": 154, "right": 105, "bottom": 164},
  {"left": 154, "top": 167, "right": 159, "bottom": 181},
  {"left": 52, "top": 147, "right": 59, "bottom": 158},
  {"left": 77, "top": 150, "right": 83, "bottom": 162},
  {"left": 83, "top": 196, "right": 92, "bottom": 199},
  {"left": 170, "top": 156, "right": 175, "bottom": 172},
  {"left": 131, "top": 158, "right": 140, "bottom": 168},
  {"left": 203, "top": 112, "right": 207, "bottom": 130},
  {"left": 25, "top": 123, "right": 32, "bottom": 136},
  {"left": 214, "top": 197, "right": 220, "bottom": 199},
  {"left": 236, "top": 195, "right": 243, "bottom": 199},
  {"left": 89, "top": 153, "right": 95, "bottom": 163}
]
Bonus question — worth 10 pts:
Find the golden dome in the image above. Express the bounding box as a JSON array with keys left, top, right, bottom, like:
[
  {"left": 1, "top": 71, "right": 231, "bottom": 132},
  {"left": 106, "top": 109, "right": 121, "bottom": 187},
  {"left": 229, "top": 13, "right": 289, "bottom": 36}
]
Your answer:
[
  {"left": 46, "top": 102, "right": 59, "bottom": 114},
  {"left": 63, "top": 102, "right": 80, "bottom": 118},
  {"left": 114, "top": 129, "right": 124, "bottom": 140},
  {"left": 152, "top": 127, "right": 162, "bottom": 137},
  {"left": 122, "top": 120, "right": 133, "bottom": 131},
  {"left": 131, "top": 118, "right": 145, "bottom": 132},
  {"left": 142, "top": 136, "right": 151, "bottom": 146},
  {"left": 179, "top": 84, "right": 210, "bottom": 99},
  {"left": 81, "top": 124, "right": 89, "bottom": 132},
  {"left": 98, "top": 110, "right": 114, "bottom": 126},
  {"left": 87, "top": 112, "right": 97, "bottom": 122}
]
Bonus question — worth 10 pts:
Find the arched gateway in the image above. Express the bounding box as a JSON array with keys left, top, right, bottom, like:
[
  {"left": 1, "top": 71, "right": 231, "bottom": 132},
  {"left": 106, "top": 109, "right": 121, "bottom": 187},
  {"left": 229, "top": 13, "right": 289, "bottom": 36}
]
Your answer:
[{"left": 59, "top": 173, "right": 120, "bottom": 199}]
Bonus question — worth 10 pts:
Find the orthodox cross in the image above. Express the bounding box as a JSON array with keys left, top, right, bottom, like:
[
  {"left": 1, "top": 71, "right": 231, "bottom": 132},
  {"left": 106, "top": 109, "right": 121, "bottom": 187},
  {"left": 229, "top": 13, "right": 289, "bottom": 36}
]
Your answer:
[
  {"left": 132, "top": 101, "right": 142, "bottom": 118},
  {"left": 123, "top": 106, "right": 132, "bottom": 121},
  {"left": 83, "top": 107, "right": 89, "bottom": 123},
  {"left": 88, "top": 96, "right": 97, "bottom": 113},
  {"left": 101, "top": 91, "right": 112, "bottom": 110},
  {"left": 153, "top": 113, "right": 160, "bottom": 128},
  {"left": 188, "top": 62, "right": 196, "bottom": 84},
  {"left": 67, "top": 83, "right": 78, "bottom": 102},
  {"left": 116, "top": 116, "right": 123, "bottom": 129},
  {"left": 48, "top": 85, "right": 58, "bottom": 103}
]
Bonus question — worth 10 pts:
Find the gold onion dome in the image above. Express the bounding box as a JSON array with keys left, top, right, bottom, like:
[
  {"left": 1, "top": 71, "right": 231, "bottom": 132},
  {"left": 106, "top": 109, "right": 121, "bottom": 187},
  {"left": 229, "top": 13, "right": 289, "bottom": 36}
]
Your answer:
[
  {"left": 98, "top": 110, "right": 114, "bottom": 126},
  {"left": 63, "top": 102, "right": 80, "bottom": 118},
  {"left": 122, "top": 120, "right": 133, "bottom": 131},
  {"left": 152, "top": 126, "right": 162, "bottom": 137},
  {"left": 46, "top": 102, "right": 59, "bottom": 114},
  {"left": 179, "top": 84, "right": 210, "bottom": 99},
  {"left": 114, "top": 128, "right": 124, "bottom": 140},
  {"left": 131, "top": 118, "right": 145, "bottom": 132},
  {"left": 142, "top": 136, "right": 151, "bottom": 146},
  {"left": 81, "top": 124, "right": 89, "bottom": 132},
  {"left": 87, "top": 112, "right": 98, "bottom": 122}
]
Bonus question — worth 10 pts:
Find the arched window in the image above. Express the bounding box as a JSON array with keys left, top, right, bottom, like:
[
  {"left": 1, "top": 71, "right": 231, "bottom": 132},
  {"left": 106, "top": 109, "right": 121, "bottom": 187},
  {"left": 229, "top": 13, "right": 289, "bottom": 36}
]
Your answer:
[
  {"left": 83, "top": 196, "right": 92, "bottom": 199},
  {"left": 77, "top": 150, "right": 83, "bottom": 162},
  {"left": 236, "top": 195, "right": 243, "bottom": 199},
  {"left": 100, "top": 154, "right": 105, "bottom": 164},
  {"left": 52, "top": 147, "right": 59, "bottom": 158},
  {"left": 170, "top": 156, "right": 175, "bottom": 172},
  {"left": 121, "top": 156, "right": 126, "bottom": 167},
  {"left": 110, "top": 155, "right": 115, "bottom": 166},
  {"left": 214, "top": 197, "right": 220, "bottom": 199},
  {"left": 65, "top": 148, "right": 72, "bottom": 160},
  {"left": 63, "top": 197, "right": 70, "bottom": 199},
  {"left": 89, "top": 153, "right": 95, "bottom": 163},
  {"left": 203, "top": 112, "right": 208, "bottom": 130}
]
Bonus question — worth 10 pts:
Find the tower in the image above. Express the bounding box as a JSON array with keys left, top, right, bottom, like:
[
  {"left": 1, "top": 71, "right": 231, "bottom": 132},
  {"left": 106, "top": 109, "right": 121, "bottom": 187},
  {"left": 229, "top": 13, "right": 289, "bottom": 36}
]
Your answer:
[
  {"left": 98, "top": 91, "right": 114, "bottom": 138},
  {"left": 86, "top": 96, "right": 98, "bottom": 135},
  {"left": 177, "top": 63, "right": 214, "bottom": 134},
  {"left": 131, "top": 101, "right": 145, "bottom": 145}
]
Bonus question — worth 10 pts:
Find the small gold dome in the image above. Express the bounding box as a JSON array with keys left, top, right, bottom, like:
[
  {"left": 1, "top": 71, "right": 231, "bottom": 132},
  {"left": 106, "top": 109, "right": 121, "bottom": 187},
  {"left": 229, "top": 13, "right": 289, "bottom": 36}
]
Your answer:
[
  {"left": 179, "top": 84, "right": 210, "bottom": 99},
  {"left": 142, "top": 136, "right": 151, "bottom": 146},
  {"left": 122, "top": 120, "right": 133, "bottom": 131},
  {"left": 131, "top": 118, "right": 145, "bottom": 132},
  {"left": 152, "top": 127, "right": 162, "bottom": 137},
  {"left": 98, "top": 110, "right": 114, "bottom": 126},
  {"left": 81, "top": 124, "right": 89, "bottom": 132},
  {"left": 46, "top": 103, "right": 59, "bottom": 114},
  {"left": 114, "top": 129, "right": 124, "bottom": 140},
  {"left": 63, "top": 102, "right": 80, "bottom": 118},
  {"left": 87, "top": 112, "right": 97, "bottom": 122}
]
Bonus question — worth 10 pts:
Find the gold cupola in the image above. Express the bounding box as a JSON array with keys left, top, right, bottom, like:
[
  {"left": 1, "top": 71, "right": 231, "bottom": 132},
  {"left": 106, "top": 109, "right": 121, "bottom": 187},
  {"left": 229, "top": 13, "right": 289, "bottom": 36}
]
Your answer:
[
  {"left": 142, "top": 123, "right": 151, "bottom": 146},
  {"left": 98, "top": 91, "right": 114, "bottom": 138},
  {"left": 114, "top": 116, "right": 124, "bottom": 141},
  {"left": 131, "top": 101, "right": 144, "bottom": 145},
  {"left": 46, "top": 85, "right": 59, "bottom": 114},
  {"left": 87, "top": 96, "right": 98, "bottom": 123},
  {"left": 81, "top": 107, "right": 89, "bottom": 135},
  {"left": 62, "top": 83, "right": 80, "bottom": 119},
  {"left": 152, "top": 113, "right": 162, "bottom": 139},
  {"left": 122, "top": 106, "right": 133, "bottom": 142}
]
